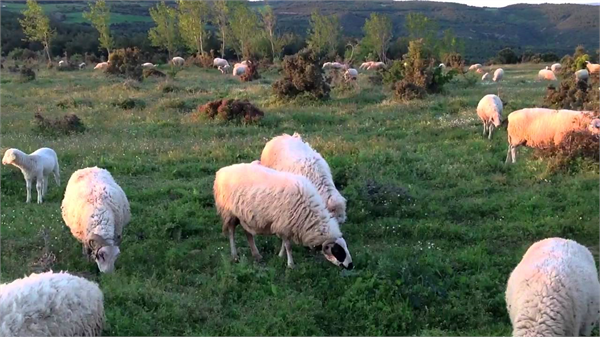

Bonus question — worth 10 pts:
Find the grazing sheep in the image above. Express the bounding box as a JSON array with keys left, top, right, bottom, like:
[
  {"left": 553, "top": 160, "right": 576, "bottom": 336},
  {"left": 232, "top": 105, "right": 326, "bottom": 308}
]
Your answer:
[
  {"left": 2, "top": 148, "right": 60, "bottom": 204},
  {"left": 476, "top": 94, "right": 503, "bottom": 139},
  {"left": 551, "top": 63, "right": 562, "bottom": 73},
  {"left": 359, "top": 61, "right": 373, "bottom": 70},
  {"left": 324, "top": 62, "right": 347, "bottom": 71},
  {"left": 469, "top": 63, "right": 482, "bottom": 71},
  {"left": 366, "top": 61, "right": 385, "bottom": 70},
  {"left": 78, "top": 62, "right": 86, "bottom": 70},
  {"left": 232, "top": 63, "right": 247, "bottom": 76},
  {"left": 575, "top": 69, "right": 589, "bottom": 82},
  {"left": 214, "top": 163, "right": 353, "bottom": 269},
  {"left": 141, "top": 62, "right": 155, "bottom": 69},
  {"left": 505, "top": 108, "right": 600, "bottom": 163},
  {"left": 538, "top": 67, "right": 557, "bottom": 81},
  {"left": 344, "top": 68, "right": 358, "bottom": 80},
  {"left": 171, "top": 56, "right": 185, "bottom": 66},
  {"left": 438, "top": 63, "right": 446, "bottom": 70},
  {"left": 481, "top": 72, "right": 490, "bottom": 81},
  {"left": 476, "top": 68, "right": 485, "bottom": 74},
  {"left": 61, "top": 167, "right": 130, "bottom": 273},
  {"left": 506, "top": 238, "right": 600, "bottom": 337},
  {"left": 586, "top": 61, "right": 600, "bottom": 74},
  {"left": 322, "top": 62, "right": 333, "bottom": 69},
  {"left": 493, "top": 68, "right": 504, "bottom": 82},
  {"left": 58, "top": 60, "right": 67, "bottom": 67},
  {"left": 93, "top": 62, "right": 109, "bottom": 70},
  {"left": 0, "top": 271, "right": 105, "bottom": 337},
  {"left": 213, "top": 58, "right": 230, "bottom": 73}
]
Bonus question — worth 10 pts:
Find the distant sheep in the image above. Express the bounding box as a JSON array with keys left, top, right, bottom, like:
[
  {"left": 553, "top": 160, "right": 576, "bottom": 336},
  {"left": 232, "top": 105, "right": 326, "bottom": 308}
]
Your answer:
[
  {"left": 575, "top": 69, "right": 589, "bottom": 82},
  {"left": 2, "top": 148, "right": 60, "bottom": 204},
  {"left": 214, "top": 163, "right": 353, "bottom": 269},
  {"left": 505, "top": 108, "right": 600, "bottom": 163},
  {"left": 141, "top": 62, "right": 155, "bottom": 69},
  {"left": 551, "top": 63, "right": 561, "bottom": 73},
  {"left": 323, "top": 62, "right": 347, "bottom": 70},
  {"left": 61, "top": 167, "right": 130, "bottom": 273},
  {"left": 438, "top": 63, "right": 446, "bottom": 70},
  {"left": 344, "top": 68, "right": 358, "bottom": 80},
  {"left": 94, "top": 62, "right": 109, "bottom": 70},
  {"left": 171, "top": 57, "right": 185, "bottom": 66},
  {"left": 0, "top": 271, "right": 105, "bottom": 337},
  {"left": 58, "top": 60, "right": 67, "bottom": 67},
  {"left": 538, "top": 67, "right": 557, "bottom": 81},
  {"left": 469, "top": 64, "right": 482, "bottom": 71},
  {"left": 476, "top": 94, "right": 503, "bottom": 139},
  {"left": 586, "top": 61, "right": 600, "bottom": 74},
  {"left": 506, "top": 238, "right": 600, "bottom": 337},
  {"left": 359, "top": 61, "right": 373, "bottom": 70},
  {"left": 481, "top": 72, "right": 490, "bottom": 81},
  {"left": 214, "top": 58, "right": 230, "bottom": 74},
  {"left": 493, "top": 68, "right": 504, "bottom": 82},
  {"left": 78, "top": 62, "right": 86, "bottom": 70},
  {"left": 232, "top": 63, "right": 247, "bottom": 76}
]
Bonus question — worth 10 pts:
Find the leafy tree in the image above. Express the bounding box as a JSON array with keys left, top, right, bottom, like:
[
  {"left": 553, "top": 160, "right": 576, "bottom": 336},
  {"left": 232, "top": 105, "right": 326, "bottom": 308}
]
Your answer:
[
  {"left": 362, "top": 13, "right": 392, "bottom": 62},
  {"left": 496, "top": 47, "right": 519, "bottom": 64},
  {"left": 19, "top": 0, "right": 55, "bottom": 62},
  {"left": 438, "top": 29, "right": 464, "bottom": 59},
  {"left": 148, "top": 1, "right": 180, "bottom": 59},
  {"left": 405, "top": 13, "right": 437, "bottom": 53},
  {"left": 307, "top": 11, "right": 341, "bottom": 58},
  {"left": 229, "top": 2, "right": 261, "bottom": 59},
  {"left": 177, "top": 0, "right": 210, "bottom": 55},
  {"left": 83, "top": 0, "right": 113, "bottom": 56},
  {"left": 261, "top": 4, "right": 278, "bottom": 60},
  {"left": 213, "top": 0, "right": 229, "bottom": 58}
]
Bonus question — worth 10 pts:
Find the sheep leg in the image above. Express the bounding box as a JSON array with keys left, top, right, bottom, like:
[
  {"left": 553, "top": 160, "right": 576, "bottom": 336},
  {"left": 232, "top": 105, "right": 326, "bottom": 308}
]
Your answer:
[
  {"left": 488, "top": 124, "right": 495, "bottom": 140},
  {"left": 25, "top": 178, "right": 32, "bottom": 203},
  {"left": 505, "top": 145, "right": 512, "bottom": 164},
  {"left": 482, "top": 123, "right": 488, "bottom": 136},
  {"left": 278, "top": 241, "right": 286, "bottom": 258},
  {"left": 228, "top": 226, "right": 239, "bottom": 262},
  {"left": 244, "top": 231, "right": 262, "bottom": 262},
  {"left": 283, "top": 238, "right": 294, "bottom": 269},
  {"left": 42, "top": 176, "right": 48, "bottom": 196},
  {"left": 36, "top": 178, "right": 43, "bottom": 204},
  {"left": 510, "top": 146, "right": 517, "bottom": 163}
]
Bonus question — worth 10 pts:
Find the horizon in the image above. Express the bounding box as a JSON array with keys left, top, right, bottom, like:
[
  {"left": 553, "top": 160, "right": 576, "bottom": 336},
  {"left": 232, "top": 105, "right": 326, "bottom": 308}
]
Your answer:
[{"left": 394, "top": 0, "right": 596, "bottom": 7}]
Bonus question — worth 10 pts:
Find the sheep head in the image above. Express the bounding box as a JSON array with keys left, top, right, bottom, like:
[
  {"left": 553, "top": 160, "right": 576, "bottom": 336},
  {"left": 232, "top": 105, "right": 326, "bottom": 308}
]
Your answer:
[
  {"left": 2, "top": 148, "right": 18, "bottom": 165},
  {"left": 322, "top": 237, "right": 353, "bottom": 270},
  {"left": 588, "top": 118, "right": 600, "bottom": 135},
  {"left": 87, "top": 233, "right": 121, "bottom": 273}
]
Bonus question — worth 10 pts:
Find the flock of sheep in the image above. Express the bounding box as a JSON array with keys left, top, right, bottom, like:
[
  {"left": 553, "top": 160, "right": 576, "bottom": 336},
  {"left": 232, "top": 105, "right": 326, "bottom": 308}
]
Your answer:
[{"left": 2, "top": 57, "right": 600, "bottom": 337}]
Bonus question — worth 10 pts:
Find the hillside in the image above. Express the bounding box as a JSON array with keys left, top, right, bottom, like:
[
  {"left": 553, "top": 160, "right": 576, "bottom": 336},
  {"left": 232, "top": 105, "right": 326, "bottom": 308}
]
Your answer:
[{"left": 2, "top": 0, "right": 598, "bottom": 61}]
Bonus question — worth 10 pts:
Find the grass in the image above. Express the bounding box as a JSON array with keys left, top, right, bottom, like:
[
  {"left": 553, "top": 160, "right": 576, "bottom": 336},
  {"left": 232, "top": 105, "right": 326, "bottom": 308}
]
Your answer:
[{"left": 1, "top": 63, "right": 598, "bottom": 336}]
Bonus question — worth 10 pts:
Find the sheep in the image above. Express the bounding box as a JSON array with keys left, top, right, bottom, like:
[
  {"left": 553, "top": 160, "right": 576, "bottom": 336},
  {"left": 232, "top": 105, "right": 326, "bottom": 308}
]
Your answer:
[
  {"left": 585, "top": 61, "right": 600, "bottom": 74},
  {"left": 476, "top": 68, "right": 485, "bottom": 74},
  {"left": 232, "top": 63, "right": 247, "bottom": 76},
  {"left": 141, "top": 62, "right": 155, "bottom": 69},
  {"left": 575, "top": 69, "right": 589, "bottom": 82},
  {"left": 93, "top": 62, "right": 109, "bottom": 70},
  {"left": 260, "top": 133, "right": 347, "bottom": 224},
  {"left": 78, "top": 62, "right": 86, "bottom": 70},
  {"left": 2, "top": 148, "right": 60, "bottom": 204},
  {"left": 438, "top": 63, "right": 446, "bottom": 70},
  {"left": 171, "top": 56, "right": 185, "bottom": 66},
  {"left": 367, "top": 61, "right": 385, "bottom": 70},
  {"left": 505, "top": 238, "right": 600, "bottom": 337},
  {"left": 359, "top": 61, "right": 373, "bottom": 70},
  {"left": 344, "top": 68, "right": 359, "bottom": 81},
  {"left": 493, "top": 68, "right": 504, "bottom": 82},
  {"left": 469, "top": 63, "right": 482, "bottom": 71},
  {"left": 213, "top": 58, "right": 230, "bottom": 73},
  {"left": 476, "top": 94, "right": 503, "bottom": 139},
  {"left": 0, "top": 271, "right": 105, "bottom": 337},
  {"left": 58, "top": 60, "right": 67, "bottom": 67},
  {"left": 322, "top": 62, "right": 333, "bottom": 69},
  {"left": 214, "top": 163, "right": 353, "bottom": 269},
  {"left": 505, "top": 108, "right": 600, "bottom": 163},
  {"left": 482, "top": 72, "right": 490, "bottom": 81},
  {"left": 323, "top": 62, "right": 348, "bottom": 71},
  {"left": 551, "top": 63, "right": 562, "bottom": 73},
  {"left": 538, "top": 67, "right": 557, "bottom": 81},
  {"left": 61, "top": 167, "right": 130, "bottom": 273}
]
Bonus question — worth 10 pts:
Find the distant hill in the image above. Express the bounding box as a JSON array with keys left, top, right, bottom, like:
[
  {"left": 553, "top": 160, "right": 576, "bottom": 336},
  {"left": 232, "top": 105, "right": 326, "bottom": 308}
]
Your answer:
[{"left": 2, "top": 0, "right": 598, "bottom": 62}]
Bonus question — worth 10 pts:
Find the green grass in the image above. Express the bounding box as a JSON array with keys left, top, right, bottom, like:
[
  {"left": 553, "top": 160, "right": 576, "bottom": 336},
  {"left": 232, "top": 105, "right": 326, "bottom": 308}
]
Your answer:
[
  {"left": 2, "top": 3, "right": 152, "bottom": 24},
  {"left": 1, "top": 63, "right": 598, "bottom": 336}
]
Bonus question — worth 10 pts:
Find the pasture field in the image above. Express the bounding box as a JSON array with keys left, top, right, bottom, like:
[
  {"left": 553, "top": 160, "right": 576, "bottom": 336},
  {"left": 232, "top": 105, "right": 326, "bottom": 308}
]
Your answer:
[{"left": 1, "top": 63, "right": 598, "bottom": 336}]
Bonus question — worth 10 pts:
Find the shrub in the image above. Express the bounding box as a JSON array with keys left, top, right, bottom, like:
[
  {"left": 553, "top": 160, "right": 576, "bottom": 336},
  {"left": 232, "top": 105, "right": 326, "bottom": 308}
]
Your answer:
[
  {"left": 8, "top": 48, "right": 38, "bottom": 61},
  {"left": 18, "top": 67, "right": 36, "bottom": 82},
  {"left": 57, "top": 63, "right": 78, "bottom": 72},
  {"left": 106, "top": 47, "right": 143, "bottom": 81},
  {"left": 8, "top": 65, "right": 20, "bottom": 73},
  {"left": 185, "top": 52, "right": 213, "bottom": 68},
  {"left": 534, "top": 130, "right": 600, "bottom": 173},
  {"left": 574, "top": 54, "right": 590, "bottom": 71},
  {"left": 381, "top": 60, "right": 405, "bottom": 87},
  {"left": 272, "top": 48, "right": 330, "bottom": 100},
  {"left": 442, "top": 52, "right": 465, "bottom": 72},
  {"left": 33, "top": 112, "right": 86, "bottom": 136},
  {"left": 541, "top": 52, "right": 559, "bottom": 62},
  {"left": 143, "top": 68, "right": 166, "bottom": 79},
  {"left": 240, "top": 61, "right": 260, "bottom": 82},
  {"left": 159, "top": 83, "right": 181, "bottom": 93},
  {"left": 197, "top": 99, "right": 264, "bottom": 123},
  {"left": 112, "top": 98, "right": 146, "bottom": 110},
  {"left": 544, "top": 76, "right": 599, "bottom": 111},
  {"left": 394, "top": 79, "right": 425, "bottom": 101},
  {"left": 495, "top": 48, "right": 519, "bottom": 64},
  {"left": 560, "top": 55, "right": 574, "bottom": 73},
  {"left": 56, "top": 97, "right": 93, "bottom": 109}
]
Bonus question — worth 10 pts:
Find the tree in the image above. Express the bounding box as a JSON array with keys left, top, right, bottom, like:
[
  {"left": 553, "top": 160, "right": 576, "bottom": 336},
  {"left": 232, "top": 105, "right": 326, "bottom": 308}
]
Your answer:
[
  {"left": 405, "top": 13, "right": 437, "bottom": 54},
  {"left": 19, "top": 0, "right": 55, "bottom": 62},
  {"left": 229, "top": 2, "right": 261, "bottom": 59},
  {"left": 83, "top": 0, "right": 113, "bottom": 56},
  {"left": 177, "top": 0, "right": 209, "bottom": 55},
  {"left": 438, "top": 29, "right": 464, "bottom": 59},
  {"left": 496, "top": 48, "right": 519, "bottom": 64},
  {"left": 307, "top": 11, "right": 341, "bottom": 58},
  {"left": 261, "top": 5, "right": 277, "bottom": 59},
  {"left": 213, "top": 0, "right": 229, "bottom": 58},
  {"left": 362, "top": 13, "right": 392, "bottom": 62},
  {"left": 148, "top": 1, "right": 179, "bottom": 59}
]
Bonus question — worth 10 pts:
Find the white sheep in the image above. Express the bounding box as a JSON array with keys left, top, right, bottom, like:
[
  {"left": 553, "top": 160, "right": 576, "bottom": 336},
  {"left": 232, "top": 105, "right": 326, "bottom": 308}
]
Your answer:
[
  {"left": 79, "top": 62, "right": 86, "bottom": 70},
  {"left": 493, "top": 68, "right": 504, "bottom": 82},
  {"left": 505, "top": 108, "right": 600, "bottom": 163},
  {"left": 324, "top": 62, "right": 347, "bottom": 71},
  {"left": 171, "top": 56, "right": 185, "bottom": 66},
  {"left": 538, "top": 67, "right": 557, "bottom": 81},
  {"left": 575, "top": 69, "right": 589, "bottom": 82},
  {"left": 359, "top": 61, "right": 373, "bottom": 70},
  {"left": 214, "top": 163, "right": 353, "bottom": 269},
  {"left": 476, "top": 68, "right": 485, "bottom": 74},
  {"left": 506, "top": 238, "right": 600, "bottom": 337},
  {"left": 481, "top": 72, "right": 490, "bottom": 81},
  {"left": 61, "top": 167, "right": 131, "bottom": 273},
  {"left": 141, "top": 62, "right": 155, "bottom": 69},
  {"left": 213, "top": 58, "right": 230, "bottom": 74},
  {"left": 438, "top": 63, "right": 446, "bottom": 70},
  {"left": 58, "top": 60, "right": 67, "bottom": 67},
  {"left": 232, "top": 63, "right": 247, "bottom": 76},
  {"left": 0, "top": 271, "right": 105, "bottom": 337},
  {"left": 2, "top": 148, "right": 60, "bottom": 204},
  {"left": 93, "top": 62, "right": 109, "bottom": 70},
  {"left": 551, "top": 63, "right": 562, "bottom": 73},
  {"left": 585, "top": 61, "right": 600, "bottom": 74},
  {"left": 368, "top": 61, "right": 385, "bottom": 70},
  {"left": 476, "top": 94, "right": 503, "bottom": 139},
  {"left": 469, "top": 63, "right": 482, "bottom": 71},
  {"left": 344, "top": 68, "right": 358, "bottom": 80}
]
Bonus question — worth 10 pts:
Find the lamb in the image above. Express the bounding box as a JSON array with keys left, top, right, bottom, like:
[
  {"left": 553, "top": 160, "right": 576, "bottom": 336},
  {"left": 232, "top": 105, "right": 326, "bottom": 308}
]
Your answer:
[
  {"left": 214, "top": 163, "right": 353, "bottom": 269},
  {"left": 344, "top": 68, "right": 358, "bottom": 80},
  {"left": 214, "top": 58, "right": 230, "bottom": 73},
  {"left": 0, "top": 271, "right": 105, "bottom": 337},
  {"left": 61, "top": 167, "right": 131, "bottom": 273},
  {"left": 141, "top": 62, "right": 155, "bottom": 69},
  {"left": 551, "top": 63, "right": 562, "bottom": 73},
  {"left": 585, "top": 61, "right": 600, "bottom": 74},
  {"left": 505, "top": 238, "right": 600, "bottom": 337},
  {"left": 476, "top": 94, "right": 503, "bottom": 139},
  {"left": 538, "top": 67, "right": 557, "bottom": 81},
  {"left": 93, "top": 62, "right": 109, "bottom": 70},
  {"left": 171, "top": 56, "right": 185, "bottom": 66},
  {"left": 469, "top": 63, "right": 482, "bottom": 71},
  {"left": 79, "top": 62, "right": 86, "bottom": 70},
  {"left": 505, "top": 108, "right": 600, "bottom": 163},
  {"left": 482, "top": 72, "right": 490, "bottom": 81},
  {"left": 2, "top": 148, "right": 60, "bottom": 204},
  {"left": 493, "top": 68, "right": 504, "bottom": 82},
  {"left": 575, "top": 69, "right": 589, "bottom": 82}
]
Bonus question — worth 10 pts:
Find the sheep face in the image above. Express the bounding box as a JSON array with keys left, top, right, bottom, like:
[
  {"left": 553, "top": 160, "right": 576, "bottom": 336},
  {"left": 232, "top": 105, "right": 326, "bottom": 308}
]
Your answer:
[
  {"left": 94, "top": 246, "right": 120, "bottom": 273},
  {"left": 588, "top": 119, "right": 600, "bottom": 135},
  {"left": 2, "top": 149, "right": 17, "bottom": 165},
  {"left": 322, "top": 238, "right": 353, "bottom": 269}
]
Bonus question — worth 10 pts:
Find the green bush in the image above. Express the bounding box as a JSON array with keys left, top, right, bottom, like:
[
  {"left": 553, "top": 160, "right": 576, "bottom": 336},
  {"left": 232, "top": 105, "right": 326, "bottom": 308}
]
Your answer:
[
  {"left": 272, "top": 48, "right": 330, "bottom": 100},
  {"left": 18, "top": 67, "right": 36, "bottom": 82},
  {"left": 197, "top": 99, "right": 264, "bottom": 123},
  {"left": 112, "top": 98, "right": 146, "bottom": 110},
  {"left": 381, "top": 60, "right": 405, "bottom": 87},
  {"left": 33, "top": 112, "right": 86, "bottom": 136},
  {"left": 545, "top": 75, "right": 599, "bottom": 111},
  {"left": 106, "top": 47, "right": 143, "bottom": 81}
]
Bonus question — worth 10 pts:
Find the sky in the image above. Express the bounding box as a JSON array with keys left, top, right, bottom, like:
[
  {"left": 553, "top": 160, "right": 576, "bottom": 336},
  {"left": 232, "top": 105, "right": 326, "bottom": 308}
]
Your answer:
[{"left": 394, "top": 0, "right": 596, "bottom": 7}]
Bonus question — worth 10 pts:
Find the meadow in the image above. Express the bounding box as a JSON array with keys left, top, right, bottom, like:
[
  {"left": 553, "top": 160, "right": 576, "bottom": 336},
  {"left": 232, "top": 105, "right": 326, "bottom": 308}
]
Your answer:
[{"left": 1, "top": 63, "right": 598, "bottom": 336}]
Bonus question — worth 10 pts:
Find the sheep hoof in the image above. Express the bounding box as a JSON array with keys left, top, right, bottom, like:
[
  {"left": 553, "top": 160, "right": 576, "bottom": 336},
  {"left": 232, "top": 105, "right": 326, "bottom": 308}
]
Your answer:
[
  {"left": 232, "top": 255, "right": 239, "bottom": 263},
  {"left": 252, "top": 255, "right": 263, "bottom": 262},
  {"left": 287, "top": 263, "right": 295, "bottom": 269}
]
